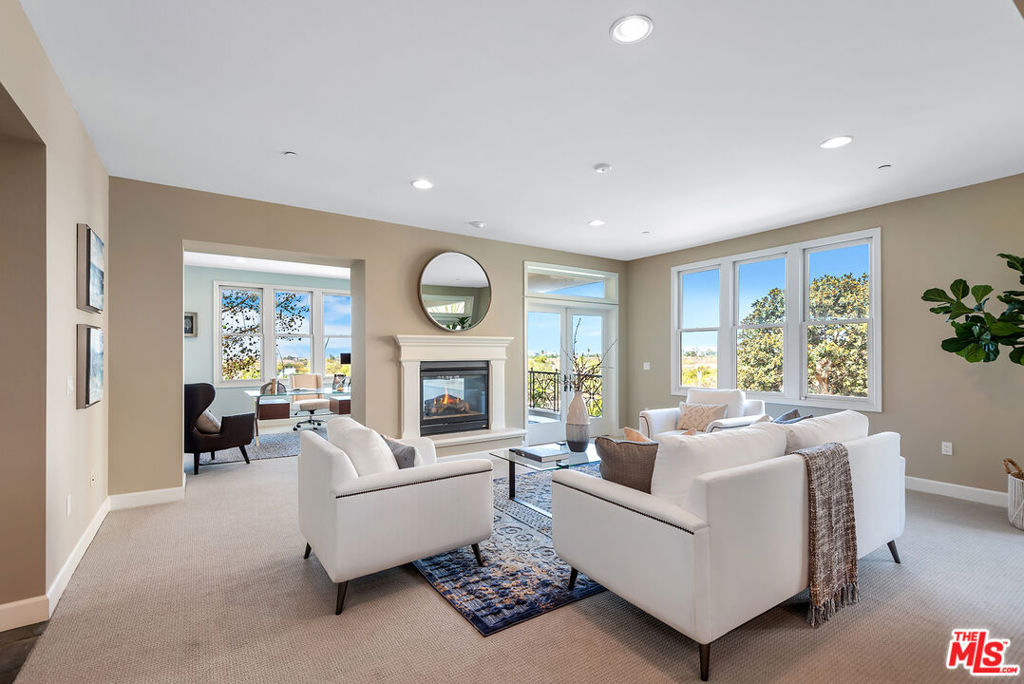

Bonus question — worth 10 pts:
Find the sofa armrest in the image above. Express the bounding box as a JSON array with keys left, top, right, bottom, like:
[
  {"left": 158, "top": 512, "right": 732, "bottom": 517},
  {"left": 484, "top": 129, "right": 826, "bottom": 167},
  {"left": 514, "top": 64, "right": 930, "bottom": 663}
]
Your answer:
[
  {"left": 332, "top": 458, "right": 491, "bottom": 498},
  {"left": 395, "top": 436, "right": 438, "bottom": 465},
  {"left": 705, "top": 415, "right": 764, "bottom": 432},
  {"left": 639, "top": 407, "right": 680, "bottom": 438},
  {"left": 220, "top": 412, "right": 255, "bottom": 443}
]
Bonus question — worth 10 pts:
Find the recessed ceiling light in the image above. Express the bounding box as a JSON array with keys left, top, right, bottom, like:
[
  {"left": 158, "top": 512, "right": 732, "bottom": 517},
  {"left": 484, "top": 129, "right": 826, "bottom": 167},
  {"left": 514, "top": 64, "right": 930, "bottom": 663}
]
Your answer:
[
  {"left": 641, "top": 230, "right": 651, "bottom": 235},
  {"left": 610, "top": 15, "right": 653, "bottom": 44},
  {"left": 593, "top": 163, "right": 612, "bottom": 174},
  {"left": 468, "top": 221, "right": 486, "bottom": 229},
  {"left": 588, "top": 219, "right": 606, "bottom": 227},
  {"left": 411, "top": 178, "right": 434, "bottom": 190},
  {"left": 820, "top": 135, "right": 853, "bottom": 149},
  {"left": 877, "top": 163, "right": 892, "bottom": 170},
  {"left": 281, "top": 150, "right": 297, "bottom": 157}
]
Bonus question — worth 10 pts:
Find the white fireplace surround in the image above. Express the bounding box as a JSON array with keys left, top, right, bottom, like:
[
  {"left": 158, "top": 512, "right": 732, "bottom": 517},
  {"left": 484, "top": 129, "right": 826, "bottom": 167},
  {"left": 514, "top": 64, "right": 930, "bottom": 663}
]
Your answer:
[{"left": 394, "top": 335, "right": 517, "bottom": 441}]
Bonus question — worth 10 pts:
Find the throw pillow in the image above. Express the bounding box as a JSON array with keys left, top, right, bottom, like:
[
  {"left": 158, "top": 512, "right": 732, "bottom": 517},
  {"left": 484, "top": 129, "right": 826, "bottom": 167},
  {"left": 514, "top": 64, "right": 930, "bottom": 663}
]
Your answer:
[
  {"left": 383, "top": 436, "right": 418, "bottom": 469},
  {"left": 195, "top": 409, "right": 221, "bottom": 434},
  {"left": 327, "top": 423, "right": 400, "bottom": 476},
  {"left": 623, "top": 426, "right": 654, "bottom": 443},
  {"left": 773, "top": 409, "right": 813, "bottom": 425},
  {"left": 595, "top": 436, "right": 659, "bottom": 493},
  {"left": 676, "top": 403, "right": 728, "bottom": 432}
]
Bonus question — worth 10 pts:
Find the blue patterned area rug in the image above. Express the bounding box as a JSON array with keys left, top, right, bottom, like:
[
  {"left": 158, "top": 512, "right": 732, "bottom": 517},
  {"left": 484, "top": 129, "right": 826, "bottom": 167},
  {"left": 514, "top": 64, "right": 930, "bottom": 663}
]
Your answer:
[{"left": 413, "top": 463, "right": 605, "bottom": 636}]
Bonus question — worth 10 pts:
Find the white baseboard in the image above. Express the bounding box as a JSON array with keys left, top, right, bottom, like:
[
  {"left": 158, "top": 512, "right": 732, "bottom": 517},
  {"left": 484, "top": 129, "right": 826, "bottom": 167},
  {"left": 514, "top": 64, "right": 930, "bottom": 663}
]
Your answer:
[
  {"left": 0, "top": 595, "right": 49, "bottom": 633},
  {"left": 907, "top": 476, "right": 1007, "bottom": 507},
  {"left": 109, "top": 472, "right": 186, "bottom": 510},
  {"left": 46, "top": 496, "right": 110, "bottom": 616}
]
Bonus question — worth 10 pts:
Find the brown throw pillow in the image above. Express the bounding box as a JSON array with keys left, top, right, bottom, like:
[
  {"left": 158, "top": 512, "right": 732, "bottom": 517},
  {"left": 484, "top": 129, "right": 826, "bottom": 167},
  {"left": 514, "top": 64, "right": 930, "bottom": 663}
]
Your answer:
[
  {"left": 623, "top": 427, "right": 654, "bottom": 443},
  {"left": 676, "top": 403, "right": 728, "bottom": 432},
  {"left": 596, "top": 436, "right": 658, "bottom": 493}
]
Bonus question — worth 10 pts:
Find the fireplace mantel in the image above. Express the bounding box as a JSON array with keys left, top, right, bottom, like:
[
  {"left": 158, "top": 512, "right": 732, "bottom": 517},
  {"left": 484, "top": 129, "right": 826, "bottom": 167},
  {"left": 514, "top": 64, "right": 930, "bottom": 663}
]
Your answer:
[{"left": 394, "top": 335, "right": 515, "bottom": 439}]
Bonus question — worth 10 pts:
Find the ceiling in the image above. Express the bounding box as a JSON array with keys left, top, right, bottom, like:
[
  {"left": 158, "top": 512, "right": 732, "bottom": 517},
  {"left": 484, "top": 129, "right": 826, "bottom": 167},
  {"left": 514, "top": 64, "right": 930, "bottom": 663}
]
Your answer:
[
  {"left": 183, "top": 251, "right": 350, "bottom": 279},
  {"left": 21, "top": 1, "right": 1024, "bottom": 260}
]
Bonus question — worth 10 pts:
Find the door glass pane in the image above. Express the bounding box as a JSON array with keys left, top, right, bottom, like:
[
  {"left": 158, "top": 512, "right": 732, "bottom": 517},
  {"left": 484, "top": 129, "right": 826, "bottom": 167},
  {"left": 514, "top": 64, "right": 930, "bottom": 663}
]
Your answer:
[
  {"left": 325, "top": 337, "right": 352, "bottom": 379},
  {"left": 807, "top": 244, "right": 870, "bottom": 320},
  {"left": 737, "top": 258, "right": 785, "bottom": 324},
  {"left": 275, "top": 291, "right": 311, "bottom": 334},
  {"left": 221, "top": 335, "right": 261, "bottom": 381},
  {"left": 681, "top": 269, "right": 720, "bottom": 328},
  {"left": 527, "top": 311, "right": 561, "bottom": 420},
  {"left": 276, "top": 336, "right": 311, "bottom": 376},
  {"left": 570, "top": 314, "right": 604, "bottom": 418},
  {"left": 737, "top": 327, "right": 784, "bottom": 392},
  {"left": 680, "top": 331, "right": 718, "bottom": 388},
  {"left": 806, "top": 323, "right": 868, "bottom": 397},
  {"left": 323, "top": 294, "right": 352, "bottom": 336},
  {"left": 220, "top": 287, "right": 261, "bottom": 334}
]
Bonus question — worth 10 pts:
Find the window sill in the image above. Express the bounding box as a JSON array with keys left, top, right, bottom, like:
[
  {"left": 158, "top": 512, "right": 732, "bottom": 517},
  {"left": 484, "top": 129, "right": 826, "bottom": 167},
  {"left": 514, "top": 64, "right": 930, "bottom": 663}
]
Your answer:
[{"left": 670, "top": 388, "right": 881, "bottom": 413}]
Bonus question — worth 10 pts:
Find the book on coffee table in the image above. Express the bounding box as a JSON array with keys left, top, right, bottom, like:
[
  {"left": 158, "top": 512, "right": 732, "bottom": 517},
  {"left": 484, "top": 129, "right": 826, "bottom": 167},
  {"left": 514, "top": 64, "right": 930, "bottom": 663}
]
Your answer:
[{"left": 511, "top": 443, "right": 572, "bottom": 463}]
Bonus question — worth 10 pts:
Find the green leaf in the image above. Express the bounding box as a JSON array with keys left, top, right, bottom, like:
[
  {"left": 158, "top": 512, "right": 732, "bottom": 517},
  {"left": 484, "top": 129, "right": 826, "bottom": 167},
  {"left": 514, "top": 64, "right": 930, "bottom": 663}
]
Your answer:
[
  {"left": 972, "top": 284, "right": 994, "bottom": 303},
  {"left": 960, "top": 343, "right": 986, "bottom": 363},
  {"left": 998, "top": 253, "right": 1024, "bottom": 274},
  {"left": 950, "top": 279, "right": 969, "bottom": 300},
  {"left": 922, "top": 288, "right": 954, "bottom": 303},
  {"left": 941, "top": 337, "right": 973, "bottom": 353},
  {"left": 949, "top": 300, "right": 973, "bottom": 319},
  {"left": 929, "top": 304, "right": 952, "bottom": 314},
  {"left": 990, "top": 321, "right": 1023, "bottom": 337},
  {"left": 1010, "top": 347, "right": 1024, "bottom": 365}
]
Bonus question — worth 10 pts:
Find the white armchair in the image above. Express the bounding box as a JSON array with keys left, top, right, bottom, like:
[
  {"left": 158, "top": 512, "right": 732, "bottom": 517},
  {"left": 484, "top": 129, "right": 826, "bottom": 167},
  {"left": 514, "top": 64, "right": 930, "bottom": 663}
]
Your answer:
[
  {"left": 298, "top": 417, "right": 493, "bottom": 614},
  {"left": 639, "top": 388, "right": 766, "bottom": 439}
]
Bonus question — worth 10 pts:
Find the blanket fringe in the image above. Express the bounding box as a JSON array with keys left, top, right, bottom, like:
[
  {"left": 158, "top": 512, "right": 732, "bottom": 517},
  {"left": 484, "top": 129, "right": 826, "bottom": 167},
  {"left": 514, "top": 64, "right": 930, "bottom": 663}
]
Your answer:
[{"left": 808, "top": 582, "right": 860, "bottom": 628}]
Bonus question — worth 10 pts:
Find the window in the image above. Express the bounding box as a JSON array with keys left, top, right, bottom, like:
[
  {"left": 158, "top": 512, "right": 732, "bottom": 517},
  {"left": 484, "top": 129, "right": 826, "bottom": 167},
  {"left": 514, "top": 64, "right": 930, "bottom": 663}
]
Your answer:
[
  {"left": 525, "top": 262, "right": 619, "bottom": 303},
  {"left": 215, "top": 282, "right": 351, "bottom": 387},
  {"left": 671, "top": 228, "right": 881, "bottom": 410}
]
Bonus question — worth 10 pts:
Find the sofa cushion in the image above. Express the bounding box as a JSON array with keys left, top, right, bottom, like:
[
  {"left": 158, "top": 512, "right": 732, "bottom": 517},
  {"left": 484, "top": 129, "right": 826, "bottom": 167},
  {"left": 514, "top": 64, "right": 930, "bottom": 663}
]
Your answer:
[
  {"left": 652, "top": 428, "right": 697, "bottom": 441},
  {"left": 596, "top": 436, "right": 659, "bottom": 493},
  {"left": 651, "top": 422, "right": 787, "bottom": 507},
  {"left": 195, "top": 409, "right": 221, "bottom": 434},
  {"left": 383, "top": 436, "right": 418, "bottom": 469},
  {"left": 326, "top": 418, "right": 399, "bottom": 476},
  {"left": 785, "top": 410, "right": 869, "bottom": 452},
  {"left": 676, "top": 403, "right": 728, "bottom": 431},
  {"left": 686, "top": 388, "right": 744, "bottom": 418}
]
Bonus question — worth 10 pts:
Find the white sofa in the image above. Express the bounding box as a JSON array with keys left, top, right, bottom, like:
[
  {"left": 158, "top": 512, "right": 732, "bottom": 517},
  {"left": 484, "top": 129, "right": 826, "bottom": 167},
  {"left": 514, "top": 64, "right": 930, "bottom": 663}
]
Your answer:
[
  {"left": 552, "top": 411, "right": 905, "bottom": 681},
  {"left": 639, "top": 388, "right": 767, "bottom": 439},
  {"left": 298, "top": 417, "right": 493, "bottom": 614}
]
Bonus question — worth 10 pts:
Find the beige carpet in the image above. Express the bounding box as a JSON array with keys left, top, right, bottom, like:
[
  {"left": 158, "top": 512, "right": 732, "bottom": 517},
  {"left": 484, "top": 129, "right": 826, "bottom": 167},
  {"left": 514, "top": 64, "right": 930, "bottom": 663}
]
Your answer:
[{"left": 18, "top": 457, "right": 1024, "bottom": 683}]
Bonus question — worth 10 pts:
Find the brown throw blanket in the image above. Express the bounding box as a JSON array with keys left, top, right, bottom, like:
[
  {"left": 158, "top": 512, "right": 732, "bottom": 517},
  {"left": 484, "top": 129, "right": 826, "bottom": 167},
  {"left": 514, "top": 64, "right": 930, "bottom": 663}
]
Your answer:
[{"left": 794, "top": 441, "right": 859, "bottom": 627}]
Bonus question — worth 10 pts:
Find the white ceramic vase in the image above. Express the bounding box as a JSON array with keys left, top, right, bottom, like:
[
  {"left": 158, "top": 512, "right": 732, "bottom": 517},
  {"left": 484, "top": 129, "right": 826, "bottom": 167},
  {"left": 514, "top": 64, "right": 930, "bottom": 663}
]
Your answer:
[{"left": 565, "top": 391, "right": 589, "bottom": 452}]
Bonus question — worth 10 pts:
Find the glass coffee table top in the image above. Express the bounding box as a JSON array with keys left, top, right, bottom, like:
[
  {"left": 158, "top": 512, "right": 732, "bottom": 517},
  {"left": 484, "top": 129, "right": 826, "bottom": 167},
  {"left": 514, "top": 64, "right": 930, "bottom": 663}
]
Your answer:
[{"left": 490, "top": 441, "right": 600, "bottom": 517}]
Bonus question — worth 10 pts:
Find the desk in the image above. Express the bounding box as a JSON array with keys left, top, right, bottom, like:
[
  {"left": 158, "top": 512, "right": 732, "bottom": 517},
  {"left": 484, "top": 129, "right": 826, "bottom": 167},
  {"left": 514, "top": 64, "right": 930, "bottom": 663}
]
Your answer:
[{"left": 243, "top": 387, "right": 352, "bottom": 444}]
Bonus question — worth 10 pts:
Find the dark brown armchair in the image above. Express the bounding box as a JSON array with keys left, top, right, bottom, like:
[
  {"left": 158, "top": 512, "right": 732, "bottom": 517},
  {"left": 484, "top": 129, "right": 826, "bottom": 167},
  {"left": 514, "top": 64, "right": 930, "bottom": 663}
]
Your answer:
[{"left": 184, "top": 383, "right": 255, "bottom": 474}]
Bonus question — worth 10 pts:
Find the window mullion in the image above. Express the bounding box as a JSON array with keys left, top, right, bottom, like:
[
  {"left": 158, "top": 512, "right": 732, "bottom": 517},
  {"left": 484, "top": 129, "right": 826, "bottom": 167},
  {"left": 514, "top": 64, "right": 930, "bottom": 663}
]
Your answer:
[
  {"left": 721, "top": 259, "right": 736, "bottom": 389},
  {"left": 784, "top": 247, "right": 801, "bottom": 401}
]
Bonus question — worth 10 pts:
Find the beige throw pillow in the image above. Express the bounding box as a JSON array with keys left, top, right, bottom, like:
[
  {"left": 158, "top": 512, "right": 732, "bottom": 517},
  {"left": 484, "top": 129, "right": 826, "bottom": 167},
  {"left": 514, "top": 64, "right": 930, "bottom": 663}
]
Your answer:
[
  {"left": 195, "top": 409, "right": 221, "bottom": 434},
  {"left": 596, "top": 436, "right": 659, "bottom": 493},
  {"left": 623, "top": 427, "right": 654, "bottom": 443},
  {"left": 676, "top": 402, "right": 728, "bottom": 432}
]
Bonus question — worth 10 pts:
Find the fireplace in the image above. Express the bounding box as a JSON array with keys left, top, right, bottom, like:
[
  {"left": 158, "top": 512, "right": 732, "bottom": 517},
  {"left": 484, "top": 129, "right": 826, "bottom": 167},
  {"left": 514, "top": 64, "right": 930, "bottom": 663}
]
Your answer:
[{"left": 420, "top": 360, "right": 489, "bottom": 435}]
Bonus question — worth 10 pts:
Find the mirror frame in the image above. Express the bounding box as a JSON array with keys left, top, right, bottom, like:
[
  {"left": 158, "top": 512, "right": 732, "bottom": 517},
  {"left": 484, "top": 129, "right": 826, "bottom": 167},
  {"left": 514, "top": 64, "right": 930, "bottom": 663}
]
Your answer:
[{"left": 418, "top": 251, "right": 491, "bottom": 332}]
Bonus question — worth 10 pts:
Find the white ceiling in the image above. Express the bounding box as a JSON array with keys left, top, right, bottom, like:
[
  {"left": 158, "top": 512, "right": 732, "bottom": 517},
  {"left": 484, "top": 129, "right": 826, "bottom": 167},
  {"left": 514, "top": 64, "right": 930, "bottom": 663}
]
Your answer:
[
  {"left": 183, "top": 251, "right": 350, "bottom": 279},
  {"left": 21, "top": 0, "right": 1024, "bottom": 260},
  {"left": 421, "top": 252, "right": 490, "bottom": 288}
]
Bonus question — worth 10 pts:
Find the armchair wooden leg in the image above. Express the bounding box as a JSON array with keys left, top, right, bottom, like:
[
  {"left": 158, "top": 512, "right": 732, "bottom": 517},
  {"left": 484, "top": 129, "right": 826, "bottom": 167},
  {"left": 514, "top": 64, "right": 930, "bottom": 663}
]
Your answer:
[
  {"left": 303, "top": 543, "right": 311, "bottom": 559},
  {"left": 568, "top": 567, "right": 579, "bottom": 590},
  {"left": 471, "top": 543, "right": 484, "bottom": 567},
  {"left": 239, "top": 444, "right": 251, "bottom": 464},
  {"left": 335, "top": 582, "right": 348, "bottom": 615},
  {"left": 887, "top": 540, "right": 901, "bottom": 564},
  {"left": 699, "top": 643, "right": 711, "bottom": 682},
  {"left": 193, "top": 453, "right": 200, "bottom": 475},
  {"left": 210, "top": 450, "right": 216, "bottom": 460}
]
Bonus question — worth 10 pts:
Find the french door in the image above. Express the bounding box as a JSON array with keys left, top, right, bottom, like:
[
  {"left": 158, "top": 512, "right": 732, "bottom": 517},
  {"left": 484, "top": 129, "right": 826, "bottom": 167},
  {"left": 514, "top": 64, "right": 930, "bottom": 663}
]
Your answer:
[{"left": 525, "top": 302, "right": 616, "bottom": 445}]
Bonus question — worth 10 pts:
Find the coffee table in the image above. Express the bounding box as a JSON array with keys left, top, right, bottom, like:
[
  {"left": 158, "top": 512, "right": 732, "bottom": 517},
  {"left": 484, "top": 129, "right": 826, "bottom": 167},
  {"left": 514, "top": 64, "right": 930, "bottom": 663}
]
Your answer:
[{"left": 489, "top": 441, "right": 600, "bottom": 518}]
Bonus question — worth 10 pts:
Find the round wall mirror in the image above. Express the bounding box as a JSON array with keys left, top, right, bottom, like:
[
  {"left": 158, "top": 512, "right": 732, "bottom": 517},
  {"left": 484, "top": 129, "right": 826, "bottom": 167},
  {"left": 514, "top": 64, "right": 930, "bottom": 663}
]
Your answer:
[{"left": 419, "top": 252, "right": 491, "bottom": 331}]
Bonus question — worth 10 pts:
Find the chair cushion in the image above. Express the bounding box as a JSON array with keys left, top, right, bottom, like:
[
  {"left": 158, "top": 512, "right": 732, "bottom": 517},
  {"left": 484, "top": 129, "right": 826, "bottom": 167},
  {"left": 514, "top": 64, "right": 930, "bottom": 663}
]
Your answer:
[
  {"left": 596, "top": 436, "right": 659, "bottom": 493},
  {"left": 651, "top": 422, "right": 787, "bottom": 508},
  {"left": 383, "top": 436, "right": 418, "bottom": 469},
  {"left": 784, "top": 410, "right": 869, "bottom": 452},
  {"left": 327, "top": 420, "right": 399, "bottom": 476},
  {"left": 195, "top": 409, "right": 221, "bottom": 434},
  {"left": 295, "top": 398, "right": 330, "bottom": 411},
  {"left": 676, "top": 402, "right": 728, "bottom": 431},
  {"left": 686, "top": 388, "right": 744, "bottom": 418}
]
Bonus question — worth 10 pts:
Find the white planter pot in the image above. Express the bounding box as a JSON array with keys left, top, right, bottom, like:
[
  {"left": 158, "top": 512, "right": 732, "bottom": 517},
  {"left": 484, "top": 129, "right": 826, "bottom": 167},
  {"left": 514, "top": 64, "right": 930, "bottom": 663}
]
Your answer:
[
  {"left": 1009, "top": 474, "right": 1024, "bottom": 531},
  {"left": 565, "top": 391, "right": 589, "bottom": 452}
]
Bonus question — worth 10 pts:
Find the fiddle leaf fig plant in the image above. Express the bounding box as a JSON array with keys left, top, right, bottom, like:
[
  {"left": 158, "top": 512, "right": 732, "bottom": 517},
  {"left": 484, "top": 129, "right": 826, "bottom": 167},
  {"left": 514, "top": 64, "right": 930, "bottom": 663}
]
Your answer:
[{"left": 922, "top": 253, "right": 1024, "bottom": 366}]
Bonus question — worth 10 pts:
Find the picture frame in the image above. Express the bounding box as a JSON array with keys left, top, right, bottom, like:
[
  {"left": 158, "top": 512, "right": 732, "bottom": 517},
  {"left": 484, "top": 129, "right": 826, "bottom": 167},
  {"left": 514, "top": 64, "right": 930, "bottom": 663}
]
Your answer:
[
  {"left": 77, "top": 223, "right": 105, "bottom": 312},
  {"left": 77, "top": 324, "right": 104, "bottom": 408},
  {"left": 184, "top": 311, "right": 198, "bottom": 337}
]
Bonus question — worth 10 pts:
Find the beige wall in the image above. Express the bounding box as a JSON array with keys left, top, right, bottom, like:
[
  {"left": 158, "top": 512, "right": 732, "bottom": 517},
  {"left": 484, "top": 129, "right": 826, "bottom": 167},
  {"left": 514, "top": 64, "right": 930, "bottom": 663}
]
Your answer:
[
  {"left": 626, "top": 173, "right": 1024, "bottom": 492},
  {"left": 108, "top": 178, "right": 626, "bottom": 494},
  {"left": 0, "top": 0, "right": 110, "bottom": 607}
]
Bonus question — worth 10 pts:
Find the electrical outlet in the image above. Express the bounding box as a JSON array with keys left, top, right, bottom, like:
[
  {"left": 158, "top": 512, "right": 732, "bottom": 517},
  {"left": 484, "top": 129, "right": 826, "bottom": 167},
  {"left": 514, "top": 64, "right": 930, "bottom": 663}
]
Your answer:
[
  {"left": 66, "top": 375, "right": 74, "bottom": 396},
  {"left": 941, "top": 441, "right": 953, "bottom": 456},
  {"left": 90, "top": 472, "right": 95, "bottom": 487},
  {"left": 642, "top": 362, "right": 651, "bottom": 370},
  {"left": 66, "top": 494, "right": 72, "bottom": 518}
]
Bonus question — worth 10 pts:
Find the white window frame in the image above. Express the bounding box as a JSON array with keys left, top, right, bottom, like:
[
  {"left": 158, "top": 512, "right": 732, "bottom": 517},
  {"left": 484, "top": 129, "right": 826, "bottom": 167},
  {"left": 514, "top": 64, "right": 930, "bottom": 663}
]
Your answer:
[
  {"left": 214, "top": 280, "right": 351, "bottom": 387},
  {"left": 670, "top": 228, "right": 881, "bottom": 411},
  {"left": 524, "top": 261, "right": 619, "bottom": 304}
]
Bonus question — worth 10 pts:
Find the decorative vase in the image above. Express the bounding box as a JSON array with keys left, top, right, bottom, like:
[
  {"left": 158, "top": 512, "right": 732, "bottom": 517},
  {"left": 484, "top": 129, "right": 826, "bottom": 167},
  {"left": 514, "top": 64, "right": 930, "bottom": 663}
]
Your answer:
[{"left": 565, "top": 391, "right": 589, "bottom": 452}]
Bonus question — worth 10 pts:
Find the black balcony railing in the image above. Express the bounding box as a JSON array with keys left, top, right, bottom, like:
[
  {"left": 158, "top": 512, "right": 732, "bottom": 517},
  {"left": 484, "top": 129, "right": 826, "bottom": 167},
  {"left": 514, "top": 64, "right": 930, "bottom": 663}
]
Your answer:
[{"left": 527, "top": 369, "right": 603, "bottom": 418}]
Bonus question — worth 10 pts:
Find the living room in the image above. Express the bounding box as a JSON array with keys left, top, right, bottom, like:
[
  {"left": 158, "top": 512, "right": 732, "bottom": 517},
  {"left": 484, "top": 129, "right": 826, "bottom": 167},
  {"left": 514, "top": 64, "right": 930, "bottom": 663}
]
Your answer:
[{"left": 2, "top": 1, "right": 1023, "bottom": 682}]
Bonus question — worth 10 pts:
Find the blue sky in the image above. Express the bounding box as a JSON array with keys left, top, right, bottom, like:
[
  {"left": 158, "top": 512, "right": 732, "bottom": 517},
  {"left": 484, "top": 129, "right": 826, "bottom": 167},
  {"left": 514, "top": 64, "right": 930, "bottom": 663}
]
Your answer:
[{"left": 527, "top": 311, "right": 603, "bottom": 357}]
